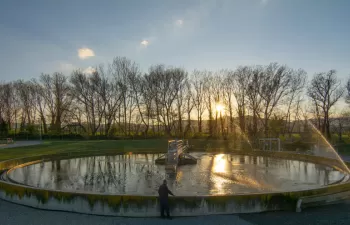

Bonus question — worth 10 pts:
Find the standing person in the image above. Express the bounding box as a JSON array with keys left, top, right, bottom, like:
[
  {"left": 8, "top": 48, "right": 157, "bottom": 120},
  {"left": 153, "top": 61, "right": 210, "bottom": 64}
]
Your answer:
[{"left": 158, "top": 180, "right": 175, "bottom": 219}]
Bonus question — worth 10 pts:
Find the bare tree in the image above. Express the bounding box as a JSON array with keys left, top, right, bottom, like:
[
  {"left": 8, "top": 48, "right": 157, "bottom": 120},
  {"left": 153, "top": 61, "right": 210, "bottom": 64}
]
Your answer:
[
  {"left": 90, "top": 68, "right": 113, "bottom": 135},
  {"left": 203, "top": 71, "right": 215, "bottom": 136},
  {"left": 70, "top": 70, "right": 100, "bottom": 135},
  {"left": 128, "top": 71, "right": 148, "bottom": 135},
  {"left": 222, "top": 70, "right": 234, "bottom": 134},
  {"left": 40, "top": 73, "right": 72, "bottom": 133},
  {"left": 147, "top": 65, "right": 187, "bottom": 136},
  {"left": 98, "top": 64, "right": 122, "bottom": 135},
  {"left": 246, "top": 66, "right": 263, "bottom": 141},
  {"left": 3, "top": 55, "right": 349, "bottom": 141},
  {"left": 140, "top": 73, "right": 157, "bottom": 135},
  {"left": 211, "top": 71, "right": 224, "bottom": 136},
  {"left": 111, "top": 57, "right": 139, "bottom": 136},
  {"left": 346, "top": 76, "right": 350, "bottom": 104},
  {"left": 183, "top": 80, "right": 194, "bottom": 137},
  {"left": 259, "top": 63, "right": 293, "bottom": 137},
  {"left": 233, "top": 66, "right": 250, "bottom": 133},
  {"left": 14, "top": 80, "right": 36, "bottom": 129},
  {"left": 147, "top": 65, "right": 164, "bottom": 134},
  {"left": 0, "top": 82, "right": 17, "bottom": 131},
  {"left": 30, "top": 79, "right": 48, "bottom": 133},
  {"left": 331, "top": 110, "right": 350, "bottom": 143},
  {"left": 191, "top": 70, "right": 206, "bottom": 133},
  {"left": 308, "top": 70, "right": 344, "bottom": 139},
  {"left": 175, "top": 79, "right": 185, "bottom": 137},
  {"left": 283, "top": 69, "right": 307, "bottom": 137}
]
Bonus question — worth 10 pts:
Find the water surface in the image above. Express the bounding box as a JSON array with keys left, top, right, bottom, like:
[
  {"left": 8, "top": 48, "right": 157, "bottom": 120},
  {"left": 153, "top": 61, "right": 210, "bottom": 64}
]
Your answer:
[{"left": 8, "top": 153, "right": 345, "bottom": 195}]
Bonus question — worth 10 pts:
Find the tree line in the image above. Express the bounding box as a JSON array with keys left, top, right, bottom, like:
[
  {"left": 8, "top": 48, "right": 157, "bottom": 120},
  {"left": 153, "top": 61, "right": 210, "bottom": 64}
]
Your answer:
[{"left": 0, "top": 57, "right": 348, "bottom": 141}]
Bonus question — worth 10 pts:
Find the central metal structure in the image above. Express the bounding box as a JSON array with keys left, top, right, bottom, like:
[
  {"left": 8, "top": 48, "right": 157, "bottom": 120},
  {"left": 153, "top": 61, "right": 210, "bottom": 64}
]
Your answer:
[
  {"left": 259, "top": 138, "right": 281, "bottom": 151},
  {"left": 155, "top": 139, "right": 197, "bottom": 170}
]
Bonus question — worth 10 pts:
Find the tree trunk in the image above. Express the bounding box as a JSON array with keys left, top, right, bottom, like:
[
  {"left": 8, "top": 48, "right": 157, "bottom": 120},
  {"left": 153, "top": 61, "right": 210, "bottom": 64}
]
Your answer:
[
  {"left": 42, "top": 116, "right": 48, "bottom": 134},
  {"left": 178, "top": 106, "right": 182, "bottom": 137},
  {"left": 198, "top": 114, "right": 202, "bottom": 133}
]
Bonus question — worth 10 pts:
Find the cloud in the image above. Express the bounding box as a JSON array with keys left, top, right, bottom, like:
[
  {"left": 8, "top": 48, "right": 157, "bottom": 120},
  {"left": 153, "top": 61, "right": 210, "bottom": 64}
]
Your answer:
[
  {"left": 175, "top": 19, "right": 184, "bottom": 27},
  {"left": 83, "top": 66, "right": 96, "bottom": 75},
  {"left": 140, "top": 40, "right": 149, "bottom": 47},
  {"left": 78, "top": 47, "right": 95, "bottom": 59}
]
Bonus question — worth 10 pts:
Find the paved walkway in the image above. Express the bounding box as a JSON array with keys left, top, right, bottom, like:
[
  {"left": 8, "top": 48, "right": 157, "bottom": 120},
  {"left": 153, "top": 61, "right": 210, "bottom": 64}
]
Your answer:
[
  {"left": 1, "top": 199, "right": 350, "bottom": 225},
  {"left": 0, "top": 141, "right": 42, "bottom": 149},
  {"left": 0, "top": 199, "right": 252, "bottom": 225}
]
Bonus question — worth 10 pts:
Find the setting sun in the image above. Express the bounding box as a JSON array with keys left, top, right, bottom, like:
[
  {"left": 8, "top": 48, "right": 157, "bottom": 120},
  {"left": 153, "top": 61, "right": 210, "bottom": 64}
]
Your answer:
[{"left": 216, "top": 103, "right": 224, "bottom": 113}]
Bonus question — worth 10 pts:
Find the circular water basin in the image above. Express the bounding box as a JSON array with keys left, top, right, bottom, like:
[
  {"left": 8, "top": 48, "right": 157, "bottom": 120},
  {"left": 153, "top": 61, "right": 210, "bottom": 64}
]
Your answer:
[{"left": 7, "top": 152, "right": 345, "bottom": 196}]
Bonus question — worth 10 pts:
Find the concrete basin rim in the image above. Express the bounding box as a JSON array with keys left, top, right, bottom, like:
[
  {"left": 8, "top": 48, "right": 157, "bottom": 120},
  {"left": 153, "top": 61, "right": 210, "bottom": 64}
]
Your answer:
[{"left": 1, "top": 151, "right": 350, "bottom": 199}]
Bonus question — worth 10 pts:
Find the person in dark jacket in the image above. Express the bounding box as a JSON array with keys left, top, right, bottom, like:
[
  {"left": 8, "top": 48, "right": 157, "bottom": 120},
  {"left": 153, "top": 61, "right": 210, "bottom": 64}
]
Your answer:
[{"left": 158, "top": 180, "right": 174, "bottom": 219}]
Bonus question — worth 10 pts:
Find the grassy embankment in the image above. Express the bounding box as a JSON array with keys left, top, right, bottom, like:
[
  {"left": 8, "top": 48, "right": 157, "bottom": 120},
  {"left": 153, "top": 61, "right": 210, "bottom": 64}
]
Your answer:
[
  {"left": 0, "top": 139, "right": 246, "bottom": 161},
  {"left": 2, "top": 136, "right": 350, "bottom": 162}
]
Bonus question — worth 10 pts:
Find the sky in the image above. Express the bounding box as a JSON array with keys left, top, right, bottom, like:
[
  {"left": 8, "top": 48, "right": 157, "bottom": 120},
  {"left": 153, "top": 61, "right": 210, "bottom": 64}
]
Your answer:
[{"left": 0, "top": 0, "right": 350, "bottom": 82}]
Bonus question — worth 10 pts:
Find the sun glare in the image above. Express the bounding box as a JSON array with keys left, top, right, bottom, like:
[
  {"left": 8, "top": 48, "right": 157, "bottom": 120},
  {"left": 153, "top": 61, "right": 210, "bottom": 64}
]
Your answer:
[
  {"left": 215, "top": 104, "right": 224, "bottom": 113},
  {"left": 212, "top": 154, "right": 226, "bottom": 173}
]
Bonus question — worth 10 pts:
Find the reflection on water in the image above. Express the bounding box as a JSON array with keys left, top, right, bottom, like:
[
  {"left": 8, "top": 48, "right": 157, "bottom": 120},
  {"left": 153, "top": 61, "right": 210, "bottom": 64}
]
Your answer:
[{"left": 8, "top": 153, "right": 345, "bottom": 196}]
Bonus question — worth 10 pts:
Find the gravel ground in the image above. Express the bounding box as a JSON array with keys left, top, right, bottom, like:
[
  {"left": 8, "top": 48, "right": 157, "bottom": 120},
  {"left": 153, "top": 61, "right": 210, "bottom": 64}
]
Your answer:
[{"left": 1, "top": 199, "right": 350, "bottom": 225}]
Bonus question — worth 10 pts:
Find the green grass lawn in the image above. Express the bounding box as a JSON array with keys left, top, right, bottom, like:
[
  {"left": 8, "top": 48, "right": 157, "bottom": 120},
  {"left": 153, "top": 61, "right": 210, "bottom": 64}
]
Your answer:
[
  {"left": 2, "top": 138, "right": 350, "bottom": 162},
  {"left": 0, "top": 140, "right": 169, "bottom": 161},
  {"left": 0, "top": 139, "right": 245, "bottom": 161}
]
